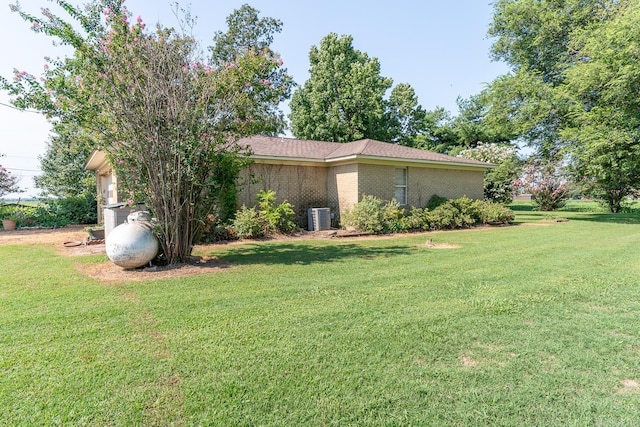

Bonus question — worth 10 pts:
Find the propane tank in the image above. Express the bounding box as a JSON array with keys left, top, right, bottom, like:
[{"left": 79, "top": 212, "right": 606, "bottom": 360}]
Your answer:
[{"left": 106, "top": 211, "right": 159, "bottom": 269}]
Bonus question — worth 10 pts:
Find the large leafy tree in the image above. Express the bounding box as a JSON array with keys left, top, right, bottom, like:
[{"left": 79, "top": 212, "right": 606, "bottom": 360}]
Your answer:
[
  {"left": 560, "top": 0, "right": 640, "bottom": 212},
  {"left": 488, "top": 0, "right": 619, "bottom": 154},
  {"left": 410, "top": 92, "right": 516, "bottom": 157},
  {"left": 385, "top": 83, "right": 427, "bottom": 145},
  {"left": 458, "top": 143, "right": 521, "bottom": 204},
  {"left": 4, "top": 0, "right": 290, "bottom": 264},
  {"left": 210, "top": 4, "right": 294, "bottom": 136},
  {"left": 409, "top": 107, "right": 459, "bottom": 154},
  {"left": 290, "top": 33, "right": 426, "bottom": 143},
  {"left": 487, "top": 0, "right": 639, "bottom": 211},
  {"left": 35, "top": 122, "right": 96, "bottom": 198}
]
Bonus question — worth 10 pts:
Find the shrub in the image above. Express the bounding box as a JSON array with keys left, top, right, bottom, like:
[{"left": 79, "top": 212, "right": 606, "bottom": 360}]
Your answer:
[
  {"left": 341, "top": 195, "right": 385, "bottom": 234},
  {"left": 474, "top": 201, "right": 515, "bottom": 225},
  {"left": 42, "top": 194, "right": 97, "bottom": 225},
  {"left": 514, "top": 158, "right": 570, "bottom": 211},
  {"left": 232, "top": 206, "right": 265, "bottom": 239},
  {"left": 448, "top": 196, "right": 480, "bottom": 223},
  {"left": 429, "top": 203, "right": 470, "bottom": 229},
  {"left": 381, "top": 199, "right": 407, "bottom": 233},
  {"left": 402, "top": 207, "right": 431, "bottom": 231},
  {"left": 343, "top": 195, "right": 515, "bottom": 234},
  {"left": 257, "top": 190, "right": 298, "bottom": 235},
  {"left": 341, "top": 196, "right": 409, "bottom": 234},
  {"left": 425, "top": 194, "right": 448, "bottom": 210},
  {"left": 230, "top": 190, "right": 299, "bottom": 239}
]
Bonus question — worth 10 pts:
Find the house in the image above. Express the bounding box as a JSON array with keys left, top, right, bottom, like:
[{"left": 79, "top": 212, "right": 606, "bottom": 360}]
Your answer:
[
  {"left": 87, "top": 136, "right": 493, "bottom": 230},
  {"left": 85, "top": 150, "right": 115, "bottom": 225},
  {"left": 85, "top": 150, "right": 145, "bottom": 236},
  {"left": 237, "top": 136, "right": 492, "bottom": 226}
]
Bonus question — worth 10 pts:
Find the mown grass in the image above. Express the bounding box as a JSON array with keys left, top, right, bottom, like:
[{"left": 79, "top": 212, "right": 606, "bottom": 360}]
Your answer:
[{"left": 2, "top": 207, "right": 640, "bottom": 425}]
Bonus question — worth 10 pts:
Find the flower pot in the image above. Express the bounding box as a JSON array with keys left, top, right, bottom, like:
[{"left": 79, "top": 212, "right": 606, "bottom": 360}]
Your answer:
[{"left": 2, "top": 220, "right": 17, "bottom": 231}]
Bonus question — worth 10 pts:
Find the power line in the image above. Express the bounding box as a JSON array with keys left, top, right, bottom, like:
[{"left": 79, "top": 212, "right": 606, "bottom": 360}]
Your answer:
[
  {"left": 3, "top": 154, "right": 39, "bottom": 160},
  {"left": 0, "top": 102, "right": 42, "bottom": 114},
  {"left": 5, "top": 167, "right": 41, "bottom": 172}
]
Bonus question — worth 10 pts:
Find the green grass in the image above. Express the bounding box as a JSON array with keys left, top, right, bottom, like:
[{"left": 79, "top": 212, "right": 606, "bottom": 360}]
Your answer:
[{"left": 2, "top": 208, "right": 640, "bottom": 425}]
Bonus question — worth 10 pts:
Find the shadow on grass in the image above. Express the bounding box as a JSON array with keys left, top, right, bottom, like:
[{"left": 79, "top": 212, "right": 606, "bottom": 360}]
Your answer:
[
  {"left": 566, "top": 213, "right": 640, "bottom": 224},
  {"left": 208, "top": 242, "right": 413, "bottom": 266},
  {"left": 508, "top": 203, "right": 535, "bottom": 212}
]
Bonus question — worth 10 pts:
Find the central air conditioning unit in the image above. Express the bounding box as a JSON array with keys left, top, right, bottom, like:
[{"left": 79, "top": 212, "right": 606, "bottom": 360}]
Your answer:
[{"left": 307, "top": 207, "right": 331, "bottom": 231}]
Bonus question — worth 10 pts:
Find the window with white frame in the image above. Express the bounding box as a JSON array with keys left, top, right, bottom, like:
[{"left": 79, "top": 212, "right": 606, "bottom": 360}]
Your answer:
[{"left": 394, "top": 168, "right": 407, "bottom": 205}]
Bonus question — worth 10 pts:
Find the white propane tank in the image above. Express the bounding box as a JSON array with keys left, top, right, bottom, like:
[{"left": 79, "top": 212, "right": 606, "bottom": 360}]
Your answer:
[{"left": 105, "top": 211, "right": 159, "bottom": 269}]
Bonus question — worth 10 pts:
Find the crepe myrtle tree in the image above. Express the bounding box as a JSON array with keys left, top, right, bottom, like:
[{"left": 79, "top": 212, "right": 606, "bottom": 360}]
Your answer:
[
  {"left": 0, "top": 155, "right": 21, "bottom": 197},
  {"left": 514, "top": 157, "right": 571, "bottom": 211},
  {"left": 4, "top": 1, "right": 291, "bottom": 264}
]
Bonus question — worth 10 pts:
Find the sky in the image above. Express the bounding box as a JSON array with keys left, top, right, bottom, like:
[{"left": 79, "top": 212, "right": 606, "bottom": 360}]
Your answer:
[{"left": 0, "top": 0, "right": 509, "bottom": 198}]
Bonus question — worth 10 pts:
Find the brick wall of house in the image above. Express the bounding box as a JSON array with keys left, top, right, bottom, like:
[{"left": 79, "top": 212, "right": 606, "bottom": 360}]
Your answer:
[
  {"left": 407, "top": 167, "right": 485, "bottom": 206},
  {"left": 237, "top": 163, "right": 329, "bottom": 226},
  {"left": 357, "top": 164, "right": 396, "bottom": 201},
  {"left": 328, "top": 164, "right": 359, "bottom": 219},
  {"left": 355, "top": 163, "right": 485, "bottom": 208},
  {"left": 237, "top": 162, "right": 486, "bottom": 228}
]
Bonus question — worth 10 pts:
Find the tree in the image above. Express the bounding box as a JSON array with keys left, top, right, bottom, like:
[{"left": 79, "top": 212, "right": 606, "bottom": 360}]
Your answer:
[
  {"left": 0, "top": 155, "right": 21, "bottom": 197},
  {"left": 289, "top": 33, "right": 393, "bottom": 142},
  {"left": 4, "top": 1, "right": 290, "bottom": 264},
  {"left": 514, "top": 157, "right": 570, "bottom": 211},
  {"left": 210, "top": 4, "right": 281, "bottom": 63},
  {"left": 560, "top": 1, "right": 640, "bottom": 212},
  {"left": 385, "top": 83, "right": 427, "bottom": 145},
  {"left": 487, "top": 0, "right": 640, "bottom": 211},
  {"left": 210, "top": 4, "right": 294, "bottom": 136},
  {"left": 410, "top": 92, "right": 516, "bottom": 157},
  {"left": 452, "top": 91, "right": 515, "bottom": 149},
  {"left": 487, "top": 0, "right": 620, "bottom": 153},
  {"left": 458, "top": 143, "right": 521, "bottom": 204},
  {"left": 409, "top": 107, "right": 459, "bottom": 154},
  {"left": 35, "top": 122, "right": 96, "bottom": 198}
]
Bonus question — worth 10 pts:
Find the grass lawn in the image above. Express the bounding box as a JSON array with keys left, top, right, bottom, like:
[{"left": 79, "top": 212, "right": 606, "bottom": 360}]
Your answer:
[{"left": 2, "top": 205, "right": 640, "bottom": 425}]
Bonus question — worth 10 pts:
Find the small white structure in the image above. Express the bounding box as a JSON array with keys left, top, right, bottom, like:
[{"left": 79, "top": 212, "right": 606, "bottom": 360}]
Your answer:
[{"left": 105, "top": 211, "right": 159, "bottom": 269}]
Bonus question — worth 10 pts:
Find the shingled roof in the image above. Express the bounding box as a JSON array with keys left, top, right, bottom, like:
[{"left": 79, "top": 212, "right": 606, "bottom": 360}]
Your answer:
[{"left": 239, "top": 135, "right": 492, "bottom": 168}]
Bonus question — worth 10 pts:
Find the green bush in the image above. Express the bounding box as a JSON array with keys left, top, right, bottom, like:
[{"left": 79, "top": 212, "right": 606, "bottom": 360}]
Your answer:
[
  {"left": 341, "top": 195, "right": 382, "bottom": 233},
  {"left": 257, "top": 190, "right": 297, "bottom": 235},
  {"left": 232, "top": 206, "right": 265, "bottom": 239},
  {"left": 425, "top": 194, "right": 448, "bottom": 210},
  {"left": 341, "top": 195, "right": 385, "bottom": 234},
  {"left": 381, "top": 198, "right": 407, "bottom": 233},
  {"left": 401, "top": 207, "right": 431, "bottom": 231},
  {"left": 230, "top": 190, "right": 299, "bottom": 239},
  {"left": 342, "top": 196, "right": 514, "bottom": 234},
  {"left": 42, "top": 194, "right": 97, "bottom": 225},
  {"left": 256, "top": 190, "right": 298, "bottom": 235},
  {"left": 0, "top": 199, "right": 95, "bottom": 228},
  {"left": 473, "top": 200, "right": 515, "bottom": 225},
  {"left": 429, "top": 203, "right": 474, "bottom": 229}
]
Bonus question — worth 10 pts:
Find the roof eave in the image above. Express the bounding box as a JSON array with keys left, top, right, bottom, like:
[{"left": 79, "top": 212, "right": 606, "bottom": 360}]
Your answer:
[
  {"left": 85, "top": 150, "right": 108, "bottom": 171},
  {"left": 326, "top": 154, "right": 495, "bottom": 169}
]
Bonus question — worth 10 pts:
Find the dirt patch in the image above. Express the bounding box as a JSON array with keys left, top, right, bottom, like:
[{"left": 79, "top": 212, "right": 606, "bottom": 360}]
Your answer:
[
  {"left": 0, "top": 225, "right": 89, "bottom": 246},
  {"left": 81, "top": 256, "right": 233, "bottom": 284},
  {"left": 418, "top": 238, "right": 462, "bottom": 249},
  {"left": 618, "top": 379, "right": 640, "bottom": 395},
  {"left": 461, "top": 355, "right": 479, "bottom": 367}
]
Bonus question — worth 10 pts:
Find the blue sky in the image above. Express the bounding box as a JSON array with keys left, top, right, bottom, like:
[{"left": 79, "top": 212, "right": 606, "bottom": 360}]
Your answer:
[{"left": 0, "top": 0, "right": 508, "bottom": 197}]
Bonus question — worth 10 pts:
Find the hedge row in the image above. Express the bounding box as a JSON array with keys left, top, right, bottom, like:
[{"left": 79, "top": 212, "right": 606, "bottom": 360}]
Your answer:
[
  {"left": 341, "top": 195, "right": 514, "bottom": 234},
  {"left": 202, "top": 193, "right": 514, "bottom": 242}
]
